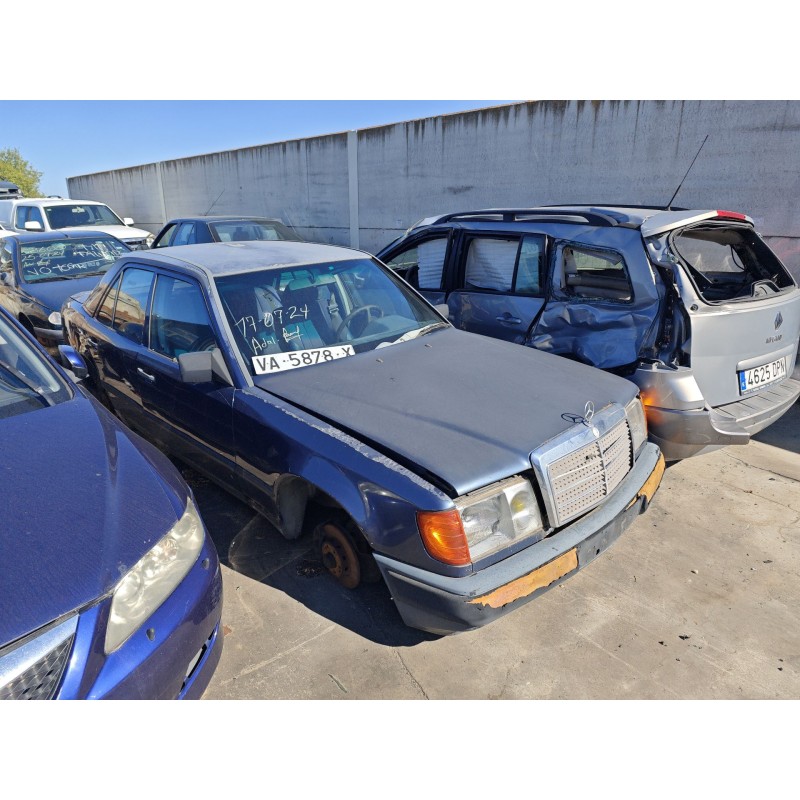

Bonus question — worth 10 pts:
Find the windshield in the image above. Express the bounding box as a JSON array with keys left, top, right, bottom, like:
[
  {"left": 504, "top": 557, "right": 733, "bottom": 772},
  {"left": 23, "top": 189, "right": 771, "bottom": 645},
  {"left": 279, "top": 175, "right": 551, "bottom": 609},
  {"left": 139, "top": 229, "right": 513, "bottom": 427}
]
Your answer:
[
  {"left": 44, "top": 204, "right": 124, "bottom": 229},
  {"left": 667, "top": 224, "right": 794, "bottom": 302},
  {"left": 210, "top": 220, "right": 301, "bottom": 242},
  {"left": 20, "top": 237, "right": 130, "bottom": 283},
  {"left": 0, "top": 314, "right": 71, "bottom": 418},
  {"left": 215, "top": 257, "right": 447, "bottom": 377}
]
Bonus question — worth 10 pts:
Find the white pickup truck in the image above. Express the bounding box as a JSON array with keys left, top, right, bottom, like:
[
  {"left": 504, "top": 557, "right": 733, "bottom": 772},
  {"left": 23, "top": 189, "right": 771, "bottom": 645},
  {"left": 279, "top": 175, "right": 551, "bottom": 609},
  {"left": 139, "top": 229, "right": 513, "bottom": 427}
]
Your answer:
[{"left": 0, "top": 197, "right": 154, "bottom": 249}]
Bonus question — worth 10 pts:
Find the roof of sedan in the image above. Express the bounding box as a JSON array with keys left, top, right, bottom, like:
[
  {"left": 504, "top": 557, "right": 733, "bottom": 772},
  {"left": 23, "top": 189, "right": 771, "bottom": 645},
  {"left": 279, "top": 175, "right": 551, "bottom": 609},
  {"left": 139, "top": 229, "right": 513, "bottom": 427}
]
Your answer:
[
  {"left": 129, "top": 240, "right": 365, "bottom": 276},
  {"left": 166, "top": 215, "right": 285, "bottom": 223}
]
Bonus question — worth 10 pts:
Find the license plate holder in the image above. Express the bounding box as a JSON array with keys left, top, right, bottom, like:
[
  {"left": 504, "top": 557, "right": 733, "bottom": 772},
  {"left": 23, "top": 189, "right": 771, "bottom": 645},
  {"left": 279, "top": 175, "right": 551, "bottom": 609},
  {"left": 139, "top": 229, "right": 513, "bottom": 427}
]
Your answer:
[{"left": 738, "top": 356, "right": 787, "bottom": 395}]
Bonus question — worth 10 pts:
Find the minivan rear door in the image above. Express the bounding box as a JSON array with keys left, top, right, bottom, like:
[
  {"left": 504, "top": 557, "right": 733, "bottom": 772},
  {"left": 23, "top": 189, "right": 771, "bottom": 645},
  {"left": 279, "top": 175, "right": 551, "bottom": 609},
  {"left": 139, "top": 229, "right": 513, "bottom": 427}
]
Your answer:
[{"left": 659, "top": 220, "right": 800, "bottom": 407}]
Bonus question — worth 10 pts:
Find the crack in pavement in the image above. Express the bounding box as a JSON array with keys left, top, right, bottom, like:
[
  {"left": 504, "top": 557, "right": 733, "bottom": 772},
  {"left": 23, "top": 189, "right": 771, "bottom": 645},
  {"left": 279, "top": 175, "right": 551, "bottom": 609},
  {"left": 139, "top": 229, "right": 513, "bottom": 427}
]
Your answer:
[
  {"left": 394, "top": 650, "right": 429, "bottom": 699},
  {"left": 221, "top": 624, "right": 337, "bottom": 684},
  {"left": 724, "top": 451, "right": 800, "bottom": 485}
]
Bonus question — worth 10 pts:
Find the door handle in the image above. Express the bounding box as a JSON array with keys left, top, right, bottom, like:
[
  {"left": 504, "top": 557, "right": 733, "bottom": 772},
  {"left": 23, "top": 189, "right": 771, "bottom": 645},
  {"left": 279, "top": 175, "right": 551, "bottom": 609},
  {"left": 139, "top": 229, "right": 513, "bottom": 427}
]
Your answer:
[
  {"left": 137, "top": 367, "right": 156, "bottom": 383},
  {"left": 496, "top": 314, "right": 522, "bottom": 325}
]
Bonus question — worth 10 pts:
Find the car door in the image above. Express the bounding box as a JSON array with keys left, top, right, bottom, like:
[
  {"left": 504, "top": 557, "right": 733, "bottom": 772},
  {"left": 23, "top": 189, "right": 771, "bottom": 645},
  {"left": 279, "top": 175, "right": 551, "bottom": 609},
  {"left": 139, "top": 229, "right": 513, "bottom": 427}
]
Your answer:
[
  {"left": 379, "top": 231, "right": 453, "bottom": 306},
  {"left": 136, "top": 270, "right": 236, "bottom": 484},
  {"left": 447, "top": 233, "right": 548, "bottom": 343},
  {"left": 529, "top": 240, "right": 659, "bottom": 369},
  {"left": 82, "top": 266, "right": 153, "bottom": 430}
]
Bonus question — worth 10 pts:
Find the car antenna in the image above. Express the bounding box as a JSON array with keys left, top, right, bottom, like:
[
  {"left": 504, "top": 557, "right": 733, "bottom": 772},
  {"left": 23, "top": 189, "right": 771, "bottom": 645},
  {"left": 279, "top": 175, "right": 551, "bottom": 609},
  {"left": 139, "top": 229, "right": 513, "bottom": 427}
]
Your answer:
[
  {"left": 666, "top": 134, "right": 709, "bottom": 210},
  {"left": 204, "top": 189, "right": 225, "bottom": 216}
]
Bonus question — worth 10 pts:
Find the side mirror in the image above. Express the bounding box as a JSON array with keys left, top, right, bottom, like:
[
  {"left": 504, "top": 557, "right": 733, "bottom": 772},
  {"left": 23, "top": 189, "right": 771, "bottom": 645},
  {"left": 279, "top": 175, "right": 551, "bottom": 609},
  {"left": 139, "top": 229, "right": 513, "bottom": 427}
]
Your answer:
[
  {"left": 178, "top": 347, "right": 232, "bottom": 385},
  {"left": 122, "top": 217, "right": 134, "bottom": 226},
  {"left": 24, "top": 221, "right": 43, "bottom": 231},
  {"left": 58, "top": 345, "right": 88, "bottom": 380}
]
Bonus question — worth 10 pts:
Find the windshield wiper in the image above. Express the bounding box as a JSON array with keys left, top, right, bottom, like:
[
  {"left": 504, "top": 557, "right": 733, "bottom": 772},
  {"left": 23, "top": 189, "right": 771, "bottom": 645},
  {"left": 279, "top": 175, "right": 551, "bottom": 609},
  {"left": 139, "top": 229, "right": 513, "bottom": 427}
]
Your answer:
[
  {"left": 385, "top": 321, "right": 449, "bottom": 346},
  {"left": 0, "top": 362, "right": 55, "bottom": 407}
]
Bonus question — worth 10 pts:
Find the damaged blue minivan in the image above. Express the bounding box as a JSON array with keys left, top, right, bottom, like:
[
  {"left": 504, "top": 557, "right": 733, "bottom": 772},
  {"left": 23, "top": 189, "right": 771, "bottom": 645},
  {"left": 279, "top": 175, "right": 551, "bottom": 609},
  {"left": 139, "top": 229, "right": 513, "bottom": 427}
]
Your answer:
[
  {"left": 377, "top": 206, "right": 800, "bottom": 461},
  {"left": 63, "top": 240, "right": 664, "bottom": 635}
]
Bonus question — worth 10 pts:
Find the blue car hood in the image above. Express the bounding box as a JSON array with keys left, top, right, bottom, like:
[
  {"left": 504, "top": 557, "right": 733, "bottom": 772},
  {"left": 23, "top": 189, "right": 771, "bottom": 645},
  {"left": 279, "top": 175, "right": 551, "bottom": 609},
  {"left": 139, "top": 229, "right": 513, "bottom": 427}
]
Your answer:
[
  {"left": 21, "top": 274, "right": 105, "bottom": 312},
  {"left": 257, "top": 328, "right": 638, "bottom": 496},
  {"left": 0, "top": 391, "right": 188, "bottom": 647}
]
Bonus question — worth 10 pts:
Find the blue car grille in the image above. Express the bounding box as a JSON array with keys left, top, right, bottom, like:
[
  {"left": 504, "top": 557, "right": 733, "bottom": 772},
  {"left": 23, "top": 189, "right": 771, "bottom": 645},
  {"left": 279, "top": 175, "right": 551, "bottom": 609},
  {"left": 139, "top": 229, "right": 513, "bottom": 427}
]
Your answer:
[
  {"left": 0, "top": 616, "right": 78, "bottom": 701},
  {"left": 0, "top": 636, "right": 73, "bottom": 700}
]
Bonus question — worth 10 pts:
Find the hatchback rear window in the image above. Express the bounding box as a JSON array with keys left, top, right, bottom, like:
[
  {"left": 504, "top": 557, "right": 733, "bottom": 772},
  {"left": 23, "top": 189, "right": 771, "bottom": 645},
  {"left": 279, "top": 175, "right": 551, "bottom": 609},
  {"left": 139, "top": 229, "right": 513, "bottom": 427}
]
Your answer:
[{"left": 671, "top": 225, "right": 794, "bottom": 302}]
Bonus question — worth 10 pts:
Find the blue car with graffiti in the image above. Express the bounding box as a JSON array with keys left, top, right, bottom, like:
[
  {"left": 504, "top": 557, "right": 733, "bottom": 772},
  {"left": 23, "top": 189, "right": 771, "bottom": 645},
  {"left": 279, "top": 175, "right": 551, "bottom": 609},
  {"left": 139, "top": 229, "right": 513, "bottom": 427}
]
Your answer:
[{"left": 0, "top": 231, "right": 130, "bottom": 353}]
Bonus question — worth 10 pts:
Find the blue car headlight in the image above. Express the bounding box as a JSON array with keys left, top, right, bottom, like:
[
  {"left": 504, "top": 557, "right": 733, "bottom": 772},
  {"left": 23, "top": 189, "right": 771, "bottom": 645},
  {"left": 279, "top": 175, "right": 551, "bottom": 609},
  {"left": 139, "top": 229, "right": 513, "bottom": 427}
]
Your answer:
[{"left": 105, "top": 497, "right": 205, "bottom": 654}]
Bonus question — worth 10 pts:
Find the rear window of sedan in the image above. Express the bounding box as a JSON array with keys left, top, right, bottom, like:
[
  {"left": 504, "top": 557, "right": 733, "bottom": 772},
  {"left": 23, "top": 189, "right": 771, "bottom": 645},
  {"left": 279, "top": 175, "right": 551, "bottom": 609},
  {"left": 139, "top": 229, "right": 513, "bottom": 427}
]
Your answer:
[
  {"left": 20, "top": 237, "right": 129, "bottom": 283},
  {"left": 210, "top": 220, "right": 300, "bottom": 243}
]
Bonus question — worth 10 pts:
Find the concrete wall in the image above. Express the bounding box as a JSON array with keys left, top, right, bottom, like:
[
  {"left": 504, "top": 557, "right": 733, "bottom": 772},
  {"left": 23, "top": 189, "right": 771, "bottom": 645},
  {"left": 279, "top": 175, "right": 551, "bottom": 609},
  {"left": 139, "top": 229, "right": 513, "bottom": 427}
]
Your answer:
[{"left": 67, "top": 100, "right": 800, "bottom": 271}]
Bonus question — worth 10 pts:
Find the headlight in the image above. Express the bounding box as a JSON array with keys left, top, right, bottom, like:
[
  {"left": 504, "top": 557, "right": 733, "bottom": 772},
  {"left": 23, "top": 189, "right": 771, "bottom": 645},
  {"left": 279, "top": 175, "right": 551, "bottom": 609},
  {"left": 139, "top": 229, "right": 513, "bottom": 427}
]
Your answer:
[
  {"left": 456, "top": 476, "right": 544, "bottom": 561},
  {"left": 625, "top": 396, "right": 648, "bottom": 457},
  {"left": 105, "top": 496, "right": 205, "bottom": 654},
  {"left": 47, "top": 311, "right": 61, "bottom": 326}
]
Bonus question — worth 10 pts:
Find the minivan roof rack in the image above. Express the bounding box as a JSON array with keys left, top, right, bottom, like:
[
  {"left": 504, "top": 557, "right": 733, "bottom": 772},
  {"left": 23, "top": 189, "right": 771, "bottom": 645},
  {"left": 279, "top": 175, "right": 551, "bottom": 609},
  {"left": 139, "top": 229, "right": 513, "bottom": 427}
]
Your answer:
[
  {"left": 433, "top": 208, "right": 620, "bottom": 227},
  {"left": 540, "top": 203, "right": 689, "bottom": 212}
]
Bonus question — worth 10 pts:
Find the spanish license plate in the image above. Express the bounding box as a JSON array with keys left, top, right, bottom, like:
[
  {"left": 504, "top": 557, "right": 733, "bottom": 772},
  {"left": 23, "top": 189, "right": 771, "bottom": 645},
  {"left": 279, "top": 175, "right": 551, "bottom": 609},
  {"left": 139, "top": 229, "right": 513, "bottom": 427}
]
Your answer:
[
  {"left": 738, "top": 356, "right": 787, "bottom": 394},
  {"left": 252, "top": 344, "right": 355, "bottom": 374}
]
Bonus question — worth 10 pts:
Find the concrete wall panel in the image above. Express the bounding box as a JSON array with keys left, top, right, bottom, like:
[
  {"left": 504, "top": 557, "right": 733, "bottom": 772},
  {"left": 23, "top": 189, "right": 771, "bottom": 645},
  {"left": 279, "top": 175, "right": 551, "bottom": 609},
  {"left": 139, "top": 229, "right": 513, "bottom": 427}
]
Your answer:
[{"left": 68, "top": 101, "right": 800, "bottom": 268}]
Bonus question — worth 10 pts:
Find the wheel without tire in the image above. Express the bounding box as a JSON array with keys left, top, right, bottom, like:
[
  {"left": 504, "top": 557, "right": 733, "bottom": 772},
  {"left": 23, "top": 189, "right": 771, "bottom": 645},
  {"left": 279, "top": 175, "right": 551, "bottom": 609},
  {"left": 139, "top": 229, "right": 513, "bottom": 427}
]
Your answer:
[{"left": 318, "top": 522, "right": 361, "bottom": 589}]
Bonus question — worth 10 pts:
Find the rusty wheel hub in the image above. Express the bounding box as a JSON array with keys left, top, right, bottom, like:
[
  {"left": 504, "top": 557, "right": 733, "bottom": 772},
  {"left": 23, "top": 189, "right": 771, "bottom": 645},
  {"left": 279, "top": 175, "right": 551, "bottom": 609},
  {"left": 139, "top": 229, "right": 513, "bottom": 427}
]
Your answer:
[{"left": 319, "top": 523, "right": 361, "bottom": 589}]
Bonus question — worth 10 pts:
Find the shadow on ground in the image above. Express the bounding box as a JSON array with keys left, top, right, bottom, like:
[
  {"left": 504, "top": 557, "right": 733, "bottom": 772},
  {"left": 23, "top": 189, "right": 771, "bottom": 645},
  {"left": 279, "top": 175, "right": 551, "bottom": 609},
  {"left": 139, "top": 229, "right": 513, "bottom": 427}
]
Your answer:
[
  {"left": 177, "top": 464, "right": 437, "bottom": 648},
  {"left": 751, "top": 400, "right": 800, "bottom": 455}
]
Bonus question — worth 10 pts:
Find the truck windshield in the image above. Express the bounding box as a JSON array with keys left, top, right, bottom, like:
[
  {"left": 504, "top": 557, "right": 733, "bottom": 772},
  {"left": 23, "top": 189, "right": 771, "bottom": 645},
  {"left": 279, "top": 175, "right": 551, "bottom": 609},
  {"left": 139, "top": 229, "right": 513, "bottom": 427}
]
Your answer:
[
  {"left": 45, "top": 204, "right": 124, "bottom": 229},
  {"left": 670, "top": 224, "right": 794, "bottom": 302}
]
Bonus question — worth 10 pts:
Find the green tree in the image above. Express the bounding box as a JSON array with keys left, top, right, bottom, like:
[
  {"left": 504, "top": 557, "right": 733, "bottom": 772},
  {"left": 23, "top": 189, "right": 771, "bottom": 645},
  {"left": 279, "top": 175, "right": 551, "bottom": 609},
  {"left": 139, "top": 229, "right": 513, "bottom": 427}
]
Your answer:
[{"left": 0, "top": 148, "right": 42, "bottom": 197}]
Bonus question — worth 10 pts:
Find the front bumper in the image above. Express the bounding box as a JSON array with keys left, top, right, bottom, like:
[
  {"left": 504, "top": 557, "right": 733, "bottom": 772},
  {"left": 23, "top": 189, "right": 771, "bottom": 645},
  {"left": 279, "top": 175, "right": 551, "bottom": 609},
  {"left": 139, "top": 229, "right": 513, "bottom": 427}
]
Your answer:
[{"left": 375, "top": 442, "right": 664, "bottom": 635}]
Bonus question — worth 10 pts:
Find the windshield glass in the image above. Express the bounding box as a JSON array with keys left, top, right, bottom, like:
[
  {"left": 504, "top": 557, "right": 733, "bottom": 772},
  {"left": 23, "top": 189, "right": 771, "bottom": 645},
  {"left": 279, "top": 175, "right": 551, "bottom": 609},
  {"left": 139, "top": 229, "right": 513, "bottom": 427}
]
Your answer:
[
  {"left": 215, "top": 257, "right": 447, "bottom": 377},
  {"left": 668, "top": 224, "right": 794, "bottom": 302},
  {"left": 20, "top": 237, "right": 130, "bottom": 283},
  {"left": 44, "top": 204, "right": 124, "bottom": 229},
  {"left": 0, "top": 314, "right": 71, "bottom": 418},
  {"left": 210, "top": 220, "right": 301, "bottom": 242}
]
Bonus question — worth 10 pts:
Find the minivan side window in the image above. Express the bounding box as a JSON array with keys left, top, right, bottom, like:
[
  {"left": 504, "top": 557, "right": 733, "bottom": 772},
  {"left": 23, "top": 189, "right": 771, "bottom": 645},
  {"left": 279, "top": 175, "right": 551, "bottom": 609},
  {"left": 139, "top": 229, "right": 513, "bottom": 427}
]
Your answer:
[
  {"left": 112, "top": 268, "right": 154, "bottom": 345},
  {"left": 463, "top": 235, "right": 546, "bottom": 296},
  {"left": 384, "top": 236, "right": 448, "bottom": 291},
  {"left": 561, "top": 246, "right": 633, "bottom": 302}
]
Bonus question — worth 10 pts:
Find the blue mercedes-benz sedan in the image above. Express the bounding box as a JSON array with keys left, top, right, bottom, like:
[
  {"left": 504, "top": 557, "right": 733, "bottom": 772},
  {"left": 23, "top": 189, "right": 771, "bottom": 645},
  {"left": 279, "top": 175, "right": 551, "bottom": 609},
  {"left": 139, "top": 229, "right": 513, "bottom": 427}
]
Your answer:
[
  {"left": 0, "top": 308, "right": 222, "bottom": 699},
  {"left": 62, "top": 240, "right": 664, "bottom": 635}
]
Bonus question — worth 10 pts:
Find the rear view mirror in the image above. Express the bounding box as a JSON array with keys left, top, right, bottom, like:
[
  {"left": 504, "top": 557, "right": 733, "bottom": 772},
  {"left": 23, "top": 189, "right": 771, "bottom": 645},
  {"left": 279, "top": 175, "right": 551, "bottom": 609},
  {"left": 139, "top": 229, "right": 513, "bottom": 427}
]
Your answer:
[
  {"left": 178, "top": 348, "right": 232, "bottom": 385},
  {"left": 58, "top": 345, "right": 88, "bottom": 380},
  {"left": 24, "top": 221, "right": 43, "bottom": 231},
  {"left": 122, "top": 217, "right": 135, "bottom": 226}
]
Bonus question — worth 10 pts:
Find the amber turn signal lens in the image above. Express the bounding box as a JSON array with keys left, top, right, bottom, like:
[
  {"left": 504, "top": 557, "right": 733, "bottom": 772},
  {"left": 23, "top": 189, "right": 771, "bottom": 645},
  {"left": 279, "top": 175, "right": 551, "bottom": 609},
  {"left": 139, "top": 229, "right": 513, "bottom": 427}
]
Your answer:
[{"left": 417, "top": 509, "right": 471, "bottom": 566}]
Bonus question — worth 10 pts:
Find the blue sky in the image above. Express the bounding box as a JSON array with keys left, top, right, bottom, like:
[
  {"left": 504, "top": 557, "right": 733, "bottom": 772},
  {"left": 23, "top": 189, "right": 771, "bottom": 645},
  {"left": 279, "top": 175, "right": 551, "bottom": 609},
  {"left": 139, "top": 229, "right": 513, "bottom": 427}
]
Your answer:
[{"left": 0, "top": 101, "right": 505, "bottom": 197}]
